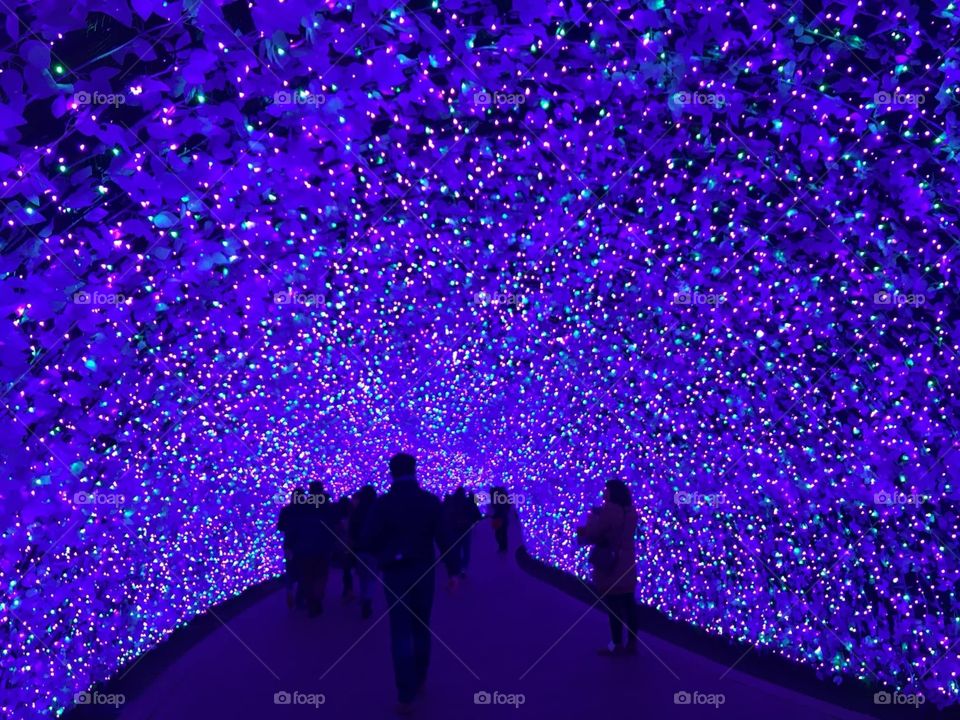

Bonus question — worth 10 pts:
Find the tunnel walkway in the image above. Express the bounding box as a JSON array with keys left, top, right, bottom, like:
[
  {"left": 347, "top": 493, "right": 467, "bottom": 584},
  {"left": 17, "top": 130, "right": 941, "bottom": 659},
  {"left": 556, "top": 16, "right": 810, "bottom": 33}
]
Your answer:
[{"left": 116, "top": 520, "right": 876, "bottom": 720}]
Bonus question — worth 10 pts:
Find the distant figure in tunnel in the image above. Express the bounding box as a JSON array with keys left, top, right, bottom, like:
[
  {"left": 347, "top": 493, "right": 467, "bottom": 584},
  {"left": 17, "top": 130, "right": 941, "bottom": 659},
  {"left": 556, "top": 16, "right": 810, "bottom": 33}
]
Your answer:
[
  {"left": 277, "top": 487, "right": 306, "bottom": 609},
  {"left": 360, "top": 453, "right": 443, "bottom": 716},
  {"left": 293, "top": 481, "right": 335, "bottom": 617},
  {"left": 489, "top": 486, "right": 511, "bottom": 553},
  {"left": 333, "top": 496, "right": 355, "bottom": 602},
  {"left": 349, "top": 484, "right": 378, "bottom": 619},
  {"left": 439, "top": 486, "right": 483, "bottom": 586},
  {"left": 576, "top": 479, "right": 639, "bottom": 656}
]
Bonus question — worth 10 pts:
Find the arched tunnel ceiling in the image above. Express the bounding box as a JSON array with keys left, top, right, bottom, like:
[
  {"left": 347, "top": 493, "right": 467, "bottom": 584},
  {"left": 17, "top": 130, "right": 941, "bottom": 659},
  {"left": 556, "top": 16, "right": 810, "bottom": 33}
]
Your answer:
[{"left": 1, "top": 0, "right": 959, "bottom": 716}]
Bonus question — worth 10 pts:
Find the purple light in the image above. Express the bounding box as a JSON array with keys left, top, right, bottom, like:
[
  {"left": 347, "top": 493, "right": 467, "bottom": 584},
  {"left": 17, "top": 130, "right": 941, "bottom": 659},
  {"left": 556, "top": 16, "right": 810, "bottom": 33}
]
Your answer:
[{"left": 1, "top": 0, "right": 959, "bottom": 716}]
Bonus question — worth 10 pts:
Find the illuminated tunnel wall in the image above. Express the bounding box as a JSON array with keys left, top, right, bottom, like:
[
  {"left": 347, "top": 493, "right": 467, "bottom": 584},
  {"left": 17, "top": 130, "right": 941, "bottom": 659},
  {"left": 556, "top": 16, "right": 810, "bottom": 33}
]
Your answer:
[{"left": 2, "top": 0, "right": 959, "bottom": 716}]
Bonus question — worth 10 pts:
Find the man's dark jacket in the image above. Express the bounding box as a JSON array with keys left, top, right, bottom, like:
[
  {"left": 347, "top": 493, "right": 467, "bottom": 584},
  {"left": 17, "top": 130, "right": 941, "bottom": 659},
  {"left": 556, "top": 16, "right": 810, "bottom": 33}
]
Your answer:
[{"left": 360, "top": 478, "right": 442, "bottom": 570}]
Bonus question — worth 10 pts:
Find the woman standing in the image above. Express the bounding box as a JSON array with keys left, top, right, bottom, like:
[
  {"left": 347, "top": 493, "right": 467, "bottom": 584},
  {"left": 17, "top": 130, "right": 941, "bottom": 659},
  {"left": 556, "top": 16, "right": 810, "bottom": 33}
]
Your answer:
[
  {"left": 576, "top": 479, "right": 638, "bottom": 656},
  {"left": 489, "top": 486, "right": 510, "bottom": 553}
]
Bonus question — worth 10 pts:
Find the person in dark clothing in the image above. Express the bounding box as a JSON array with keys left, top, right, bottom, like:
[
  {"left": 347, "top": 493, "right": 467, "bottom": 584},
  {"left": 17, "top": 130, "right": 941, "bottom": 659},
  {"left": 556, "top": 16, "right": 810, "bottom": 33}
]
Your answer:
[
  {"left": 359, "top": 453, "right": 443, "bottom": 716},
  {"left": 489, "top": 486, "right": 510, "bottom": 553},
  {"left": 293, "top": 481, "right": 336, "bottom": 617},
  {"left": 333, "top": 496, "right": 355, "bottom": 601},
  {"left": 439, "top": 486, "right": 483, "bottom": 584},
  {"left": 349, "top": 484, "right": 378, "bottom": 618},
  {"left": 576, "top": 479, "right": 639, "bottom": 656},
  {"left": 463, "top": 490, "right": 479, "bottom": 569},
  {"left": 277, "top": 488, "right": 306, "bottom": 609},
  {"left": 438, "top": 493, "right": 461, "bottom": 589}
]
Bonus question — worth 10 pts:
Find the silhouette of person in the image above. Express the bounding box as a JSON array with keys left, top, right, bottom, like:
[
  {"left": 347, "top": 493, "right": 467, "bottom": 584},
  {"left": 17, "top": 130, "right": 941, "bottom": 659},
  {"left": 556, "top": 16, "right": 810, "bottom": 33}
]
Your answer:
[
  {"left": 489, "top": 486, "right": 510, "bottom": 553},
  {"left": 439, "top": 486, "right": 482, "bottom": 585},
  {"left": 293, "top": 481, "right": 336, "bottom": 617},
  {"left": 277, "top": 487, "right": 306, "bottom": 609},
  {"left": 360, "top": 453, "right": 443, "bottom": 715},
  {"left": 333, "top": 496, "right": 355, "bottom": 601},
  {"left": 576, "top": 479, "right": 639, "bottom": 655},
  {"left": 462, "top": 489, "right": 480, "bottom": 572},
  {"left": 349, "top": 484, "right": 378, "bottom": 618}
]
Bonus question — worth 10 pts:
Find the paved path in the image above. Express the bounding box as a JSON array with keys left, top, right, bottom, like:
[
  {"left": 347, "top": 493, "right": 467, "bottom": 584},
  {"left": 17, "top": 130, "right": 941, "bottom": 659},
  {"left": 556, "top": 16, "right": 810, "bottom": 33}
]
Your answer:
[{"left": 117, "top": 520, "right": 877, "bottom": 719}]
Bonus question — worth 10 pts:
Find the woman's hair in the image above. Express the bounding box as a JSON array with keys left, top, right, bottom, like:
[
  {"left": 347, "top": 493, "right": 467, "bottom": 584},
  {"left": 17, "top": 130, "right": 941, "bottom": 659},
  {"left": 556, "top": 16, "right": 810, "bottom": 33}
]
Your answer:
[{"left": 604, "top": 479, "right": 632, "bottom": 508}]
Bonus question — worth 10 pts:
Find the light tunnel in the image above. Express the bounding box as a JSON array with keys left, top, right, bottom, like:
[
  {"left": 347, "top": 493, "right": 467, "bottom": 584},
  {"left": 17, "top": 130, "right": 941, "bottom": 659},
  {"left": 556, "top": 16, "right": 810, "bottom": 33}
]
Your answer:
[{"left": 1, "top": 0, "right": 959, "bottom": 717}]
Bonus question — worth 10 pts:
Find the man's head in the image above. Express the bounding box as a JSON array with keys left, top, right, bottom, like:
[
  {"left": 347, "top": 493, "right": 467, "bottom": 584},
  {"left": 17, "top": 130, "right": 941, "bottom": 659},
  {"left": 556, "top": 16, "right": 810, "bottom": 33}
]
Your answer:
[
  {"left": 389, "top": 453, "right": 417, "bottom": 481},
  {"left": 604, "top": 479, "right": 632, "bottom": 507}
]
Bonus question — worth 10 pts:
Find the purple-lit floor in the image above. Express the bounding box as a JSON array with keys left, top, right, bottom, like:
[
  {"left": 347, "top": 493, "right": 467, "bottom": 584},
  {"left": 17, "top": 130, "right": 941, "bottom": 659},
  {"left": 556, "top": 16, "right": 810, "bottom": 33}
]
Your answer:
[{"left": 117, "top": 521, "right": 876, "bottom": 720}]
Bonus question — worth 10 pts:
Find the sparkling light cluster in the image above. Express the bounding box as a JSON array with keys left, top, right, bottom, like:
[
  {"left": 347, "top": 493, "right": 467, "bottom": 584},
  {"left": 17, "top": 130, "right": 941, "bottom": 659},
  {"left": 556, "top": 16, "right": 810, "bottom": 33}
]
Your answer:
[{"left": 1, "top": 0, "right": 959, "bottom": 716}]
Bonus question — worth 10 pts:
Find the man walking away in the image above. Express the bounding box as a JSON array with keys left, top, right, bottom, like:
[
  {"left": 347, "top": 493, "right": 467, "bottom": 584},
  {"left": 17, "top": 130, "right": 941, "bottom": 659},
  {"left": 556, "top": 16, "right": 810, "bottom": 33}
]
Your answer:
[
  {"left": 360, "top": 453, "right": 443, "bottom": 716},
  {"left": 277, "top": 487, "right": 306, "bottom": 609},
  {"left": 294, "top": 481, "right": 335, "bottom": 617},
  {"left": 440, "top": 486, "right": 482, "bottom": 585},
  {"left": 349, "top": 484, "right": 378, "bottom": 618}
]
